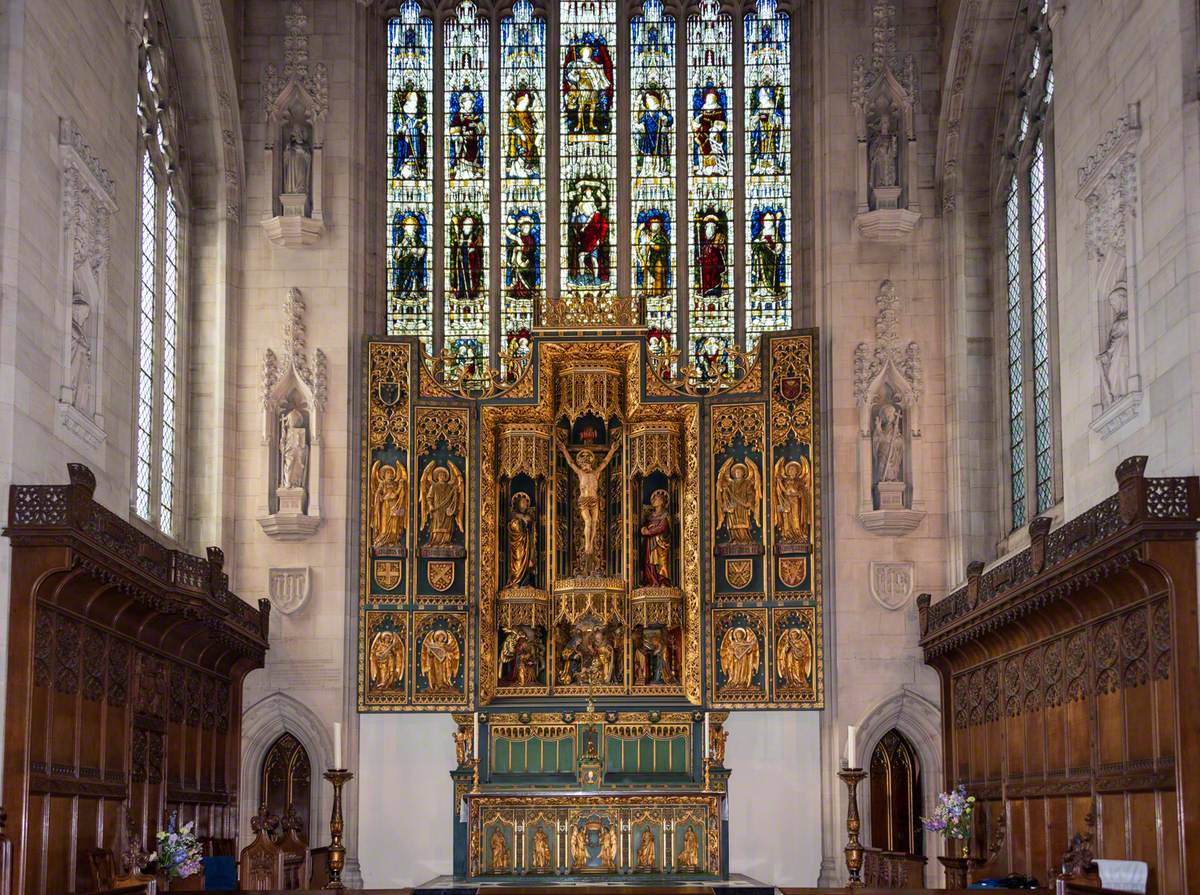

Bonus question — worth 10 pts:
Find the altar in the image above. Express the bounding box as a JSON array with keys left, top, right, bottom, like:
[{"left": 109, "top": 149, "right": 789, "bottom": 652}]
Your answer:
[{"left": 357, "top": 331, "right": 823, "bottom": 883}]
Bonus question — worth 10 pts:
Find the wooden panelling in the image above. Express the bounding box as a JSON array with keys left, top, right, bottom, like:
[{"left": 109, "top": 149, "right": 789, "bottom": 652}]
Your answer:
[
  {"left": 919, "top": 457, "right": 1200, "bottom": 893},
  {"left": 2, "top": 464, "right": 269, "bottom": 895}
]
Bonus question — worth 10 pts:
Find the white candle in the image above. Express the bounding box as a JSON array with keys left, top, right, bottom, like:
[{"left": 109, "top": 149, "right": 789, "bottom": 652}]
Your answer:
[
  {"left": 846, "top": 725, "right": 857, "bottom": 768},
  {"left": 334, "top": 721, "right": 342, "bottom": 769},
  {"left": 474, "top": 712, "right": 480, "bottom": 759}
]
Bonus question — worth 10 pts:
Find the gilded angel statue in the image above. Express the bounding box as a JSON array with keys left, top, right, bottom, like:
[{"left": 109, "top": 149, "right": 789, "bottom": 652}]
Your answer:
[
  {"left": 718, "top": 625, "right": 759, "bottom": 690},
  {"left": 418, "top": 462, "right": 465, "bottom": 547},
  {"left": 421, "top": 628, "right": 461, "bottom": 691},
  {"left": 368, "top": 629, "right": 406, "bottom": 691},
  {"left": 772, "top": 456, "right": 811, "bottom": 543},
  {"left": 777, "top": 627, "right": 812, "bottom": 689},
  {"left": 370, "top": 460, "right": 408, "bottom": 549},
  {"left": 716, "top": 458, "right": 762, "bottom": 545}
]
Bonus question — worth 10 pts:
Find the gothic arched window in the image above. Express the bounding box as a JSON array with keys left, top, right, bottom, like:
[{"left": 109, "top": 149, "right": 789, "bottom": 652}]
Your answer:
[
  {"left": 998, "top": 1, "right": 1057, "bottom": 531},
  {"left": 135, "top": 4, "right": 187, "bottom": 536},
  {"left": 383, "top": 0, "right": 798, "bottom": 370}
]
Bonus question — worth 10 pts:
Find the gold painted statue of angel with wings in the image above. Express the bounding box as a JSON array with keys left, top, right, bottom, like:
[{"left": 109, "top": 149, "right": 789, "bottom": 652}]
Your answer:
[
  {"left": 369, "top": 460, "right": 408, "bottom": 549},
  {"left": 719, "top": 625, "right": 760, "bottom": 690},
  {"left": 418, "top": 462, "right": 465, "bottom": 547},
  {"left": 777, "top": 626, "right": 813, "bottom": 689},
  {"left": 421, "top": 628, "right": 461, "bottom": 691},
  {"left": 772, "top": 455, "right": 811, "bottom": 543},
  {"left": 369, "top": 629, "right": 406, "bottom": 691},
  {"left": 716, "top": 458, "right": 762, "bottom": 545}
]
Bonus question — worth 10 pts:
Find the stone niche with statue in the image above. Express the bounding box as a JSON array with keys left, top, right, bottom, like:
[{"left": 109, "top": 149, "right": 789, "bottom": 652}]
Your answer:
[{"left": 357, "top": 330, "right": 823, "bottom": 884}]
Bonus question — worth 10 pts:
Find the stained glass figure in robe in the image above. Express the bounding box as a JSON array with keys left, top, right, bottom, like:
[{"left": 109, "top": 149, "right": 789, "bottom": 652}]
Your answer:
[
  {"left": 386, "top": 1, "right": 434, "bottom": 341},
  {"left": 567, "top": 181, "right": 611, "bottom": 286},
  {"left": 447, "top": 83, "right": 486, "bottom": 180},
  {"left": 635, "top": 209, "right": 672, "bottom": 300},
  {"left": 562, "top": 35, "right": 614, "bottom": 136},
  {"left": 696, "top": 211, "right": 729, "bottom": 299},
  {"left": 505, "top": 90, "right": 540, "bottom": 178},
  {"left": 749, "top": 207, "right": 786, "bottom": 299},
  {"left": 691, "top": 85, "right": 730, "bottom": 176},
  {"left": 748, "top": 85, "right": 786, "bottom": 175},
  {"left": 635, "top": 88, "right": 673, "bottom": 177}
]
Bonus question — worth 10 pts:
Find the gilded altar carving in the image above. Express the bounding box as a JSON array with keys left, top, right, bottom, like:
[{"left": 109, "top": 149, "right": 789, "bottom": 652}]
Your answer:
[
  {"left": 368, "top": 628, "right": 406, "bottom": 692},
  {"left": 628, "top": 422, "right": 680, "bottom": 478},
  {"left": 499, "top": 423, "right": 551, "bottom": 480},
  {"left": 419, "top": 462, "right": 465, "bottom": 550},
  {"left": 367, "top": 343, "right": 411, "bottom": 449},
  {"left": 772, "top": 455, "right": 811, "bottom": 546},
  {"left": 531, "top": 828, "right": 552, "bottom": 871},
  {"left": 719, "top": 626, "right": 760, "bottom": 691},
  {"left": 716, "top": 459, "right": 763, "bottom": 546}
]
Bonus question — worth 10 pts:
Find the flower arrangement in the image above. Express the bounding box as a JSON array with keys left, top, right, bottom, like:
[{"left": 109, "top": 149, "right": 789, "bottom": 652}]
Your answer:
[
  {"left": 149, "top": 813, "right": 203, "bottom": 880},
  {"left": 922, "top": 784, "right": 976, "bottom": 845}
]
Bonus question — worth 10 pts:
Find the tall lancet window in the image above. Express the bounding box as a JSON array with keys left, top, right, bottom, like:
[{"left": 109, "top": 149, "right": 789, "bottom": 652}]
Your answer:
[
  {"left": 560, "top": 0, "right": 617, "bottom": 303},
  {"left": 686, "top": 0, "right": 735, "bottom": 360},
  {"left": 386, "top": 0, "right": 434, "bottom": 343},
  {"left": 744, "top": 0, "right": 791, "bottom": 350},
  {"left": 135, "top": 8, "right": 186, "bottom": 537},
  {"left": 500, "top": 0, "right": 546, "bottom": 369},
  {"left": 444, "top": 0, "right": 490, "bottom": 369},
  {"left": 631, "top": 0, "right": 677, "bottom": 346}
]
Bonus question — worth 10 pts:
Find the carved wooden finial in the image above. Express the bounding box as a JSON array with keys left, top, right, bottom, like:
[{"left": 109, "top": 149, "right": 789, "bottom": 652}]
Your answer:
[
  {"left": 916, "top": 592, "right": 931, "bottom": 636},
  {"left": 965, "top": 561, "right": 985, "bottom": 610},
  {"left": 66, "top": 462, "right": 97, "bottom": 498},
  {"left": 1029, "top": 516, "right": 1052, "bottom": 573},
  {"left": 1116, "top": 455, "right": 1149, "bottom": 523}
]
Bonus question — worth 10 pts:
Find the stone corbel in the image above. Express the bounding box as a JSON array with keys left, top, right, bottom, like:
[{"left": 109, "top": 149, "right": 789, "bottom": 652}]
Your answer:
[{"left": 261, "top": 1, "right": 328, "bottom": 247}]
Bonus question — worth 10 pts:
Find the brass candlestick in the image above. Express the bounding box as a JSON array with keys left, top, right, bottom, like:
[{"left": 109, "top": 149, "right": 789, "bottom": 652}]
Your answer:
[
  {"left": 838, "top": 767, "right": 867, "bottom": 888},
  {"left": 323, "top": 769, "right": 354, "bottom": 889}
]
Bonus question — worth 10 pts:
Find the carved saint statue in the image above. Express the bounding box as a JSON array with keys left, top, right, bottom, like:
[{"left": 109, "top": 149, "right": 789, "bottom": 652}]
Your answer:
[
  {"left": 499, "top": 625, "right": 544, "bottom": 687},
  {"left": 639, "top": 489, "right": 672, "bottom": 586},
  {"left": 556, "top": 432, "right": 620, "bottom": 564},
  {"left": 532, "top": 828, "right": 552, "bottom": 872},
  {"left": 869, "top": 112, "right": 899, "bottom": 191},
  {"left": 709, "top": 725, "right": 728, "bottom": 765},
  {"left": 1099, "top": 284, "right": 1130, "bottom": 406},
  {"left": 636, "top": 830, "right": 656, "bottom": 869},
  {"left": 419, "top": 462, "right": 465, "bottom": 546},
  {"left": 633, "top": 625, "right": 676, "bottom": 686},
  {"left": 283, "top": 128, "right": 312, "bottom": 196},
  {"left": 772, "top": 456, "right": 811, "bottom": 543},
  {"left": 368, "top": 630, "right": 405, "bottom": 691},
  {"left": 570, "top": 825, "right": 588, "bottom": 869},
  {"left": 506, "top": 491, "right": 536, "bottom": 588},
  {"left": 777, "top": 627, "right": 813, "bottom": 689},
  {"left": 490, "top": 829, "right": 509, "bottom": 872},
  {"left": 719, "top": 625, "right": 759, "bottom": 690},
  {"left": 716, "top": 458, "right": 763, "bottom": 545},
  {"left": 420, "top": 629, "right": 461, "bottom": 691},
  {"left": 369, "top": 460, "right": 408, "bottom": 549},
  {"left": 279, "top": 408, "right": 309, "bottom": 490},
  {"left": 871, "top": 403, "right": 905, "bottom": 483},
  {"left": 599, "top": 825, "right": 617, "bottom": 870},
  {"left": 678, "top": 826, "right": 700, "bottom": 870},
  {"left": 453, "top": 726, "right": 473, "bottom": 767},
  {"left": 68, "top": 292, "right": 94, "bottom": 415}
]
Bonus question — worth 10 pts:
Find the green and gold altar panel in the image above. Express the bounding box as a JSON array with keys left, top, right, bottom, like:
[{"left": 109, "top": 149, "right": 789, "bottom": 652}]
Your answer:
[{"left": 358, "top": 332, "right": 822, "bottom": 711}]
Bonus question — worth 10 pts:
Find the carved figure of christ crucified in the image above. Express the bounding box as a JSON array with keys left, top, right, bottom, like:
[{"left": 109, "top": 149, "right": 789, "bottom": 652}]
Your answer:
[{"left": 557, "top": 431, "right": 620, "bottom": 565}]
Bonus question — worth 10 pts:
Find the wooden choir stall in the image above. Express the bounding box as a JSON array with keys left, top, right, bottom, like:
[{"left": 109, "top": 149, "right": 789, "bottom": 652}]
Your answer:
[{"left": 2, "top": 464, "right": 269, "bottom": 894}]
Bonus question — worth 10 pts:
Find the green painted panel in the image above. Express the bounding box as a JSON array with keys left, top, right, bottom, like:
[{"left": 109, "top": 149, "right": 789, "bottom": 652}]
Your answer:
[
  {"left": 494, "top": 738, "right": 510, "bottom": 773},
  {"left": 528, "top": 740, "right": 543, "bottom": 774},
  {"left": 654, "top": 738, "right": 669, "bottom": 771},
  {"left": 670, "top": 735, "right": 686, "bottom": 771}
]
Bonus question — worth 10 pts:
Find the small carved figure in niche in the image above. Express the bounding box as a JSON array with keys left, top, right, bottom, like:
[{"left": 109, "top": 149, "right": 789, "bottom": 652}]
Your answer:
[
  {"left": 490, "top": 829, "right": 509, "bottom": 872},
  {"left": 453, "top": 726, "right": 473, "bottom": 767},
  {"left": 599, "top": 824, "right": 617, "bottom": 870},
  {"left": 420, "top": 629, "right": 461, "bottom": 691},
  {"left": 718, "top": 626, "right": 759, "bottom": 690},
  {"left": 532, "top": 828, "right": 552, "bottom": 872},
  {"left": 68, "top": 291, "right": 94, "bottom": 415},
  {"left": 871, "top": 402, "right": 905, "bottom": 483},
  {"left": 639, "top": 489, "right": 672, "bottom": 586},
  {"left": 777, "top": 627, "right": 813, "bottom": 689},
  {"left": 369, "top": 460, "right": 408, "bottom": 549},
  {"left": 283, "top": 127, "right": 312, "bottom": 196},
  {"left": 636, "top": 830, "right": 656, "bottom": 869},
  {"left": 368, "top": 630, "right": 405, "bottom": 691},
  {"left": 678, "top": 826, "right": 700, "bottom": 870},
  {"left": 633, "top": 625, "right": 676, "bottom": 686},
  {"left": 499, "top": 625, "right": 544, "bottom": 687},
  {"left": 869, "top": 111, "right": 899, "bottom": 191},
  {"left": 506, "top": 491, "right": 537, "bottom": 588},
  {"left": 772, "top": 456, "right": 811, "bottom": 543},
  {"left": 279, "top": 408, "right": 309, "bottom": 490},
  {"left": 709, "top": 725, "right": 728, "bottom": 765},
  {"left": 716, "top": 458, "right": 762, "bottom": 544},
  {"left": 570, "top": 825, "right": 588, "bottom": 869},
  {"left": 556, "top": 431, "right": 620, "bottom": 564},
  {"left": 1099, "top": 283, "right": 1130, "bottom": 406},
  {"left": 419, "top": 462, "right": 465, "bottom": 546},
  {"left": 558, "top": 619, "right": 620, "bottom": 685}
]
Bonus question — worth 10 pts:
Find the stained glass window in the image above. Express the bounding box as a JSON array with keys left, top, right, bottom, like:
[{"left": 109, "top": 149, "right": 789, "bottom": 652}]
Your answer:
[
  {"left": 999, "top": 1, "right": 1056, "bottom": 530},
  {"left": 135, "top": 10, "right": 185, "bottom": 537},
  {"left": 631, "top": 0, "right": 676, "bottom": 346},
  {"left": 744, "top": 0, "right": 791, "bottom": 350},
  {"left": 686, "top": 0, "right": 734, "bottom": 361},
  {"left": 500, "top": 0, "right": 545, "bottom": 369},
  {"left": 560, "top": 0, "right": 617, "bottom": 303},
  {"left": 387, "top": 0, "right": 433, "bottom": 343}
]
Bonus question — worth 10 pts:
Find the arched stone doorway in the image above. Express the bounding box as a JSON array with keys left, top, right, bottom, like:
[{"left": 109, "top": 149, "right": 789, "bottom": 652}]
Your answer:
[{"left": 868, "top": 728, "right": 922, "bottom": 855}]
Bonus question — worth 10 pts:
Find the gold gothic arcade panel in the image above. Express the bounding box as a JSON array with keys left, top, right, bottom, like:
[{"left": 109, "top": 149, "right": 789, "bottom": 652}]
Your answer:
[{"left": 358, "top": 333, "right": 821, "bottom": 880}]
